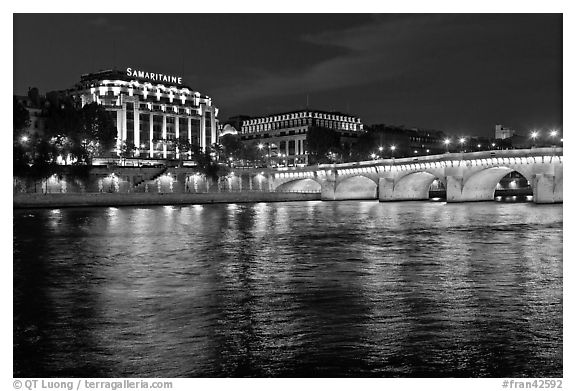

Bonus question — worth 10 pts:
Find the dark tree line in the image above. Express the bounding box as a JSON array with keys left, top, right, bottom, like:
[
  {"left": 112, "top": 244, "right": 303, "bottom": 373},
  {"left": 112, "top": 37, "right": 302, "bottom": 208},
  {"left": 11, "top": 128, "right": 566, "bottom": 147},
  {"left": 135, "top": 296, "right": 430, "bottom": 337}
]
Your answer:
[{"left": 13, "top": 93, "right": 117, "bottom": 185}]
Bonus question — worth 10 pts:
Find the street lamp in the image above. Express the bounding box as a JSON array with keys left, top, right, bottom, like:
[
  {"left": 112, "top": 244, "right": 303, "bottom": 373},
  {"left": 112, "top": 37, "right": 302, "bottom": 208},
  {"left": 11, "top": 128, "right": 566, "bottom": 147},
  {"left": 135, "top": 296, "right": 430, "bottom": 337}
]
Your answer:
[
  {"left": 549, "top": 130, "right": 558, "bottom": 147},
  {"left": 20, "top": 135, "right": 29, "bottom": 143},
  {"left": 444, "top": 138, "right": 451, "bottom": 153},
  {"left": 459, "top": 137, "right": 466, "bottom": 152},
  {"left": 371, "top": 153, "right": 376, "bottom": 160},
  {"left": 378, "top": 146, "right": 383, "bottom": 152},
  {"left": 530, "top": 131, "right": 539, "bottom": 148}
]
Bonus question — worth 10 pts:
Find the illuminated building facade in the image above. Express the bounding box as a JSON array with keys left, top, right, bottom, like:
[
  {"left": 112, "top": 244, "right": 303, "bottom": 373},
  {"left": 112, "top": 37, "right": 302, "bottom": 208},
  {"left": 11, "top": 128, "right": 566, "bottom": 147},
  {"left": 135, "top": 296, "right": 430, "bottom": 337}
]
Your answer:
[
  {"left": 495, "top": 124, "right": 515, "bottom": 140},
  {"left": 67, "top": 68, "right": 218, "bottom": 159},
  {"left": 239, "top": 110, "right": 364, "bottom": 165}
]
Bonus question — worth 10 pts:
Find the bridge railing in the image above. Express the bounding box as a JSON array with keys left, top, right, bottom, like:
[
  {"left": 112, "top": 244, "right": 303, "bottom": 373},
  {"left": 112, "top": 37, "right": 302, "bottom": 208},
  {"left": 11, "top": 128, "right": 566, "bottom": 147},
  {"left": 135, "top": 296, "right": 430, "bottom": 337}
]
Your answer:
[{"left": 324, "top": 147, "right": 562, "bottom": 169}]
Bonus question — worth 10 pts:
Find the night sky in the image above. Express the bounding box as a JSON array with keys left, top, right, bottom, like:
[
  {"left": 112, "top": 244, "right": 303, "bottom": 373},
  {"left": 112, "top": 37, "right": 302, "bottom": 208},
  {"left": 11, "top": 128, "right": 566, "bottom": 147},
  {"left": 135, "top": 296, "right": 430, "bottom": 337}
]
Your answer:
[{"left": 13, "top": 14, "right": 562, "bottom": 137}]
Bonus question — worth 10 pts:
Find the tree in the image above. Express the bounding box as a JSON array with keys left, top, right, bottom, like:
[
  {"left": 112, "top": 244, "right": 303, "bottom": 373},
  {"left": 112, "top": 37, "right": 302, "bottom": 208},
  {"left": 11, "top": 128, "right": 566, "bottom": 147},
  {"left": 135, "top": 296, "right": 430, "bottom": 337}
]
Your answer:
[
  {"left": 119, "top": 141, "right": 137, "bottom": 164},
  {"left": 174, "top": 138, "right": 193, "bottom": 167},
  {"left": 306, "top": 126, "right": 341, "bottom": 165},
  {"left": 219, "top": 134, "right": 244, "bottom": 159},
  {"left": 79, "top": 103, "right": 117, "bottom": 159},
  {"left": 192, "top": 144, "right": 226, "bottom": 182},
  {"left": 13, "top": 97, "right": 30, "bottom": 141}
]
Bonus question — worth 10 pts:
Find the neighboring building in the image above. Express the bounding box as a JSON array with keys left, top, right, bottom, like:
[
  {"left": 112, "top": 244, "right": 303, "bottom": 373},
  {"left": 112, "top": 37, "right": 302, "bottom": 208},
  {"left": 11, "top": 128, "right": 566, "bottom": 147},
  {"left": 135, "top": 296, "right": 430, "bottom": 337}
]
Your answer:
[
  {"left": 239, "top": 109, "right": 364, "bottom": 165},
  {"left": 15, "top": 88, "right": 49, "bottom": 135},
  {"left": 367, "top": 125, "right": 447, "bottom": 157},
  {"left": 495, "top": 124, "right": 515, "bottom": 139},
  {"left": 64, "top": 68, "right": 219, "bottom": 160}
]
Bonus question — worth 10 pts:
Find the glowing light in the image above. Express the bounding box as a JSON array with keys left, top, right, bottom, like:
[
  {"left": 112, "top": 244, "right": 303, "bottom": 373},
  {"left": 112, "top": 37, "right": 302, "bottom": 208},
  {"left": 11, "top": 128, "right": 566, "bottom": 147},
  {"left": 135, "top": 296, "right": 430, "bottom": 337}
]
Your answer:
[
  {"left": 550, "top": 130, "right": 558, "bottom": 137},
  {"left": 477, "top": 144, "right": 481, "bottom": 148},
  {"left": 444, "top": 139, "right": 451, "bottom": 145},
  {"left": 257, "top": 144, "right": 264, "bottom": 150},
  {"left": 426, "top": 149, "right": 430, "bottom": 153},
  {"left": 390, "top": 145, "right": 396, "bottom": 151},
  {"left": 378, "top": 146, "right": 383, "bottom": 151},
  {"left": 491, "top": 143, "right": 496, "bottom": 147},
  {"left": 530, "top": 131, "right": 539, "bottom": 139},
  {"left": 371, "top": 153, "right": 376, "bottom": 159},
  {"left": 459, "top": 137, "right": 466, "bottom": 144},
  {"left": 20, "top": 135, "right": 29, "bottom": 142}
]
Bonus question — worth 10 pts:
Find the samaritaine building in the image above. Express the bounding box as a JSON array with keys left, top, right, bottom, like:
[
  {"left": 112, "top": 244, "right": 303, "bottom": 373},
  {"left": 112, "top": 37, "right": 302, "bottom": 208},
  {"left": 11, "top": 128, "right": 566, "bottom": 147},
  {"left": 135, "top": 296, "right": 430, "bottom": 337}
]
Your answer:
[
  {"left": 68, "top": 68, "right": 218, "bottom": 160},
  {"left": 240, "top": 110, "right": 364, "bottom": 165}
]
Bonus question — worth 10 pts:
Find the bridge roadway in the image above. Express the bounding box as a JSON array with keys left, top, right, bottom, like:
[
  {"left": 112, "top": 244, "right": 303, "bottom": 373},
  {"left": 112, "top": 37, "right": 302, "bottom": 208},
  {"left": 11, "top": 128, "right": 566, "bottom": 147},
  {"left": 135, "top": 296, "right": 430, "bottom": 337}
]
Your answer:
[{"left": 226, "top": 147, "right": 562, "bottom": 204}]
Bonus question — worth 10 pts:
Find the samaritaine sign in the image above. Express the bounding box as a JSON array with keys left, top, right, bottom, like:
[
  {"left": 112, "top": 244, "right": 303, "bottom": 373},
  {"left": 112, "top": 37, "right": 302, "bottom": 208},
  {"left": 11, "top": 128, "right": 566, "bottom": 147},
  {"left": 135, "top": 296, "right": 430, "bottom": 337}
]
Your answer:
[{"left": 126, "top": 67, "right": 182, "bottom": 85}]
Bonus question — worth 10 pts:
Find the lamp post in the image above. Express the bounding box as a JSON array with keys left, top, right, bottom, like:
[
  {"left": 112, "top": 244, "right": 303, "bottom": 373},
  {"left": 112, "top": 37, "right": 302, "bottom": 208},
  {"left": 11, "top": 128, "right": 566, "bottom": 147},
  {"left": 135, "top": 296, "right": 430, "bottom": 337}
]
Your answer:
[
  {"left": 390, "top": 145, "right": 396, "bottom": 163},
  {"left": 549, "top": 130, "right": 558, "bottom": 147},
  {"left": 530, "top": 131, "right": 538, "bottom": 148},
  {"left": 459, "top": 137, "right": 466, "bottom": 153},
  {"left": 444, "top": 138, "right": 450, "bottom": 153}
]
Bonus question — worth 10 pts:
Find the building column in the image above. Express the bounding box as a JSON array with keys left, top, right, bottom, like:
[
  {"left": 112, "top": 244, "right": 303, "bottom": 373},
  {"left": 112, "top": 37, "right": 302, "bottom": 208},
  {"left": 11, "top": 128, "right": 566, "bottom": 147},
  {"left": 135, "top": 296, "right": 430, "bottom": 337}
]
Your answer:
[
  {"left": 116, "top": 110, "right": 123, "bottom": 155},
  {"left": 121, "top": 104, "right": 127, "bottom": 143},
  {"left": 134, "top": 107, "right": 140, "bottom": 156},
  {"left": 175, "top": 116, "right": 180, "bottom": 159},
  {"left": 188, "top": 117, "right": 192, "bottom": 159},
  {"left": 210, "top": 109, "right": 217, "bottom": 145},
  {"left": 149, "top": 113, "right": 153, "bottom": 158},
  {"left": 162, "top": 114, "right": 167, "bottom": 159},
  {"left": 200, "top": 108, "right": 206, "bottom": 151}
]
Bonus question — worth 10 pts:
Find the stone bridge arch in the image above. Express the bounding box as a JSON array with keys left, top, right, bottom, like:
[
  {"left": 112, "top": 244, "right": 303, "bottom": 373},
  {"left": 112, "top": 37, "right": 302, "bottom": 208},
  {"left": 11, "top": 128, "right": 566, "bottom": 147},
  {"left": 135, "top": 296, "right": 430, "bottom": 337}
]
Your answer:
[
  {"left": 274, "top": 178, "right": 322, "bottom": 193},
  {"left": 334, "top": 175, "right": 378, "bottom": 200},
  {"left": 379, "top": 168, "right": 446, "bottom": 202},
  {"left": 458, "top": 166, "right": 520, "bottom": 201}
]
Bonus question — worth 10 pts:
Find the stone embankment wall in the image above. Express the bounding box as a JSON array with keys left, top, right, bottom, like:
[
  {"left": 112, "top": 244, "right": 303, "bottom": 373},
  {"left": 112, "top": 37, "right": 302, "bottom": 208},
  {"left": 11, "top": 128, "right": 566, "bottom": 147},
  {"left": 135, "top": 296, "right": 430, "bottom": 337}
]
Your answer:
[{"left": 13, "top": 192, "right": 321, "bottom": 209}]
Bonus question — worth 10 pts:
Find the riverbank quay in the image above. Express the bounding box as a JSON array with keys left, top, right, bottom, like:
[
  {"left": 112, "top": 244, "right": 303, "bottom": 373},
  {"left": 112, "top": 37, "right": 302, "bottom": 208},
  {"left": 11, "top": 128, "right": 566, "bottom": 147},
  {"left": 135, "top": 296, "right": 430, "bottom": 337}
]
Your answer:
[{"left": 13, "top": 191, "right": 321, "bottom": 209}]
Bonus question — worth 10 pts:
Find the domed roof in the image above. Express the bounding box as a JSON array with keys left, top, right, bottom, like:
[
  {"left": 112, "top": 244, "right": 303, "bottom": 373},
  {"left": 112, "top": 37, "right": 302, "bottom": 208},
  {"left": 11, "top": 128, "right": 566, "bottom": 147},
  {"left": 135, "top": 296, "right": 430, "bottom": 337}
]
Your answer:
[{"left": 219, "top": 124, "right": 238, "bottom": 136}]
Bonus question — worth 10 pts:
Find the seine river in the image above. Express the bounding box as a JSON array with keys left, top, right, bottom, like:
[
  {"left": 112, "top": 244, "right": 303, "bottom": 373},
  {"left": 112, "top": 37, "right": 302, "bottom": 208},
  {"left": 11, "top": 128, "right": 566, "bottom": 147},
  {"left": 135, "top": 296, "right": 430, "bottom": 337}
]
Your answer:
[{"left": 13, "top": 201, "right": 562, "bottom": 377}]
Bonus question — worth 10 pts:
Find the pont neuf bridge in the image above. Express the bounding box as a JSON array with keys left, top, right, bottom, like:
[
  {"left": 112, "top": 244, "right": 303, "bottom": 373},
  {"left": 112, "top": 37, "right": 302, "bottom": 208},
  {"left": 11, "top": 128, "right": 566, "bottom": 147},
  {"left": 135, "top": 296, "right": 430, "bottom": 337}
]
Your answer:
[{"left": 205, "top": 147, "right": 562, "bottom": 204}]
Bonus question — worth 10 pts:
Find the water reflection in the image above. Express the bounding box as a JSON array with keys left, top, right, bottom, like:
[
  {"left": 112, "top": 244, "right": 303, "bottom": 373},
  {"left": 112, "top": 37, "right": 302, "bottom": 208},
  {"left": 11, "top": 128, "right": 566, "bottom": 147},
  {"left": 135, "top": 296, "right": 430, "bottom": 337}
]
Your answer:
[{"left": 13, "top": 201, "right": 562, "bottom": 377}]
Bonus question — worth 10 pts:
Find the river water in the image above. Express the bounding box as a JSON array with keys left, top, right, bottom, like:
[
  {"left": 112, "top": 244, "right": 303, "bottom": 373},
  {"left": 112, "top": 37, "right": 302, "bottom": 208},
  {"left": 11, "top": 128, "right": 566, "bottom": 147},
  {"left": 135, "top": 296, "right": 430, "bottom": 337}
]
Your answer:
[{"left": 13, "top": 201, "right": 562, "bottom": 377}]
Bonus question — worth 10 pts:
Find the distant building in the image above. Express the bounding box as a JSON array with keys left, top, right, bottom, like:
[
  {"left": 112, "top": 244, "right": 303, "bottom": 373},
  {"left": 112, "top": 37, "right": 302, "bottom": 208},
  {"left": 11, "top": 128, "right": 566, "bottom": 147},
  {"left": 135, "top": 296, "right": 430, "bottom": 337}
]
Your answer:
[
  {"left": 495, "top": 124, "right": 515, "bottom": 139},
  {"left": 238, "top": 109, "right": 364, "bottom": 165},
  {"left": 62, "top": 68, "right": 219, "bottom": 160},
  {"left": 367, "top": 125, "right": 447, "bottom": 156},
  {"left": 14, "top": 88, "right": 49, "bottom": 135}
]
